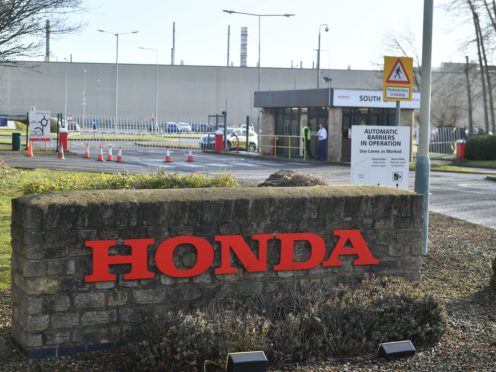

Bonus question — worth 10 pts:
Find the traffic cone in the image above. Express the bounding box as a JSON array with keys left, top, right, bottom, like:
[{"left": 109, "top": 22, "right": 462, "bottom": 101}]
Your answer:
[
  {"left": 107, "top": 144, "right": 113, "bottom": 161},
  {"left": 116, "top": 146, "right": 123, "bottom": 162},
  {"left": 83, "top": 143, "right": 90, "bottom": 159},
  {"left": 165, "top": 148, "right": 172, "bottom": 162},
  {"left": 57, "top": 144, "right": 65, "bottom": 159},
  {"left": 97, "top": 144, "right": 104, "bottom": 161},
  {"left": 186, "top": 145, "right": 194, "bottom": 162},
  {"left": 26, "top": 140, "right": 33, "bottom": 157}
]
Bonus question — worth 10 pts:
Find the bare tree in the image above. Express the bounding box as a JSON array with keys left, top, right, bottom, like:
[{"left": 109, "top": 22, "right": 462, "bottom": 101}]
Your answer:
[
  {"left": 382, "top": 26, "right": 421, "bottom": 91},
  {"left": 0, "top": 0, "right": 84, "bottom": 63}
]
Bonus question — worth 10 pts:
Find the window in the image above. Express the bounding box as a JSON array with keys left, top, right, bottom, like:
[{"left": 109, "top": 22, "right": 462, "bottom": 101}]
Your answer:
[{"left": 341, "top": 108, "right": 396, "bottom": 137}]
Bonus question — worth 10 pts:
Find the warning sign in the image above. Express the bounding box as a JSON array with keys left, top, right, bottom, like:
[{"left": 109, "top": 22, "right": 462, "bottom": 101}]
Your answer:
[
  {"left": 351, "top": 125, "right": 411, "bottom": 189},
  {"left": 383, "top": 56, "right": 413, "bottom": 101}
]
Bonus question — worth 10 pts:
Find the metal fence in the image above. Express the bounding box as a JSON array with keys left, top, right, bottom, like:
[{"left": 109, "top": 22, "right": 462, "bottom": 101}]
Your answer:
[
  {"left": 68, "top": 114, "right": 223, "bottom": 134},
  {"left": 429, "top": 127, "right": 466, "bottom": 154}
]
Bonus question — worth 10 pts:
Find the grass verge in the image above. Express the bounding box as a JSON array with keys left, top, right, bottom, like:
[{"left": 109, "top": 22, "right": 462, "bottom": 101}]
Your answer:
[{"left": 0, "top": 164, "right": 237, "bottom": 289}]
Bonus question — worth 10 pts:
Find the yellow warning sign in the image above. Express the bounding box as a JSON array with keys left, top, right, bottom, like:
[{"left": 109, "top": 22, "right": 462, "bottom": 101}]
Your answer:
[{"left": 383, "top": 56, "right": 413, "bottom": 101}]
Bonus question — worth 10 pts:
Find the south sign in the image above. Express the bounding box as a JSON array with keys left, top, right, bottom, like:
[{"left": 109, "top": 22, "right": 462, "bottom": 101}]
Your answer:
[{"left": 84, "top": 230, "right": 380, "bottom": 282}]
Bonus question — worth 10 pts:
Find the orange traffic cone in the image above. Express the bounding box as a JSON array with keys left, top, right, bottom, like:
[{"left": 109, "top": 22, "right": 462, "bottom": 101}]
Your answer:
[
  {"left": 57, "top": 144, "right": 65, "bottom": 159},
  {"left": 83, "top": 143, "right": 90, "bottom": 159},
  {"left": 107, "top": 144, "right": 113, "bottom": 161},
  {"left": 165, "top": 148, "right": 172, "bottom": 162},
  {"left": 97, "top": 144, "right": 104, "bottom": 161},
  {"left": 116, "top": 146, "right": 123, "bottom": 162},
  {"left": 186, "top": 145, "right": 194, "bottom": 162},
  {"left": 26, "top": 140, "right": 33, "bottom": 157}
]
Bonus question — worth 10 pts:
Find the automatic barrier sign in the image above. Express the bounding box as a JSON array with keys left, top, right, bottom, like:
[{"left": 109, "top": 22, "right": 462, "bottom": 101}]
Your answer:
[
  {"left": 351, "top": 125, "right": 410, "bottom": 189},
  {"left": 28, "top": 110, "right": 51, "bottom": 141}
]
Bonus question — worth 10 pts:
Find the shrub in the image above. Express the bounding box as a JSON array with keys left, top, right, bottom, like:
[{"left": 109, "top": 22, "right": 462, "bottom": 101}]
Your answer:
[
  {"left": 15, "top": 121, "right": 27, "bottom": 132},
  {"left": 129, "top": 276, "right": 447, "bottom": 369},
  {"left": 131, "top": 310, "right": 270, "bottom": 371},
  {"left": 21, "top": 171, "right": 238, "bottom": 194},
  {"left": 465, "top": 135, "right": 496, "bottom": 160}
]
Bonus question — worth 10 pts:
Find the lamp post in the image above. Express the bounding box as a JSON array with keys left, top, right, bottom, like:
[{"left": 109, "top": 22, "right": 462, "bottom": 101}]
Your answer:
[
  {"left": 222, "top": 9, "right": 295, "bottom": 134},
  {"left": 317, "top": 24, "right": 329, "bottom": 88},
  {"left": 97, "top": 29, "right": 139, "bottom": 131},
  {"left": 82, "top": 69, "right": 87, "bottom": 127},
  {"left": 139, "top": 47, "right": 159, "bottom": 132}
]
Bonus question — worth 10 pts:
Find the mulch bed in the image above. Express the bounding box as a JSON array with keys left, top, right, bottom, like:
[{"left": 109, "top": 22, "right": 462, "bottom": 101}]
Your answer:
[{"left": 1, "top": 212, "right": 495, "bottom": 371}]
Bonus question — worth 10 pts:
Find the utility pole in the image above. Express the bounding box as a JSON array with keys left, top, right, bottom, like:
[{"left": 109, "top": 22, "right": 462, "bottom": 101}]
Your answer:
[
  {"left": 171, "top": 22, "right": 176, "bottom": 65},
  {"left": 414, "top": 0, "right": 433, "bottom": 255},
  {"left": 227, "top": 25, "right": 231, "bottom": 67}
]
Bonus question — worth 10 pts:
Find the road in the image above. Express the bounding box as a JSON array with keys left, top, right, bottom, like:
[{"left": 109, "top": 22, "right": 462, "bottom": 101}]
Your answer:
[{"left": 1, "top": 148, "right": 495, "bottom": 230}]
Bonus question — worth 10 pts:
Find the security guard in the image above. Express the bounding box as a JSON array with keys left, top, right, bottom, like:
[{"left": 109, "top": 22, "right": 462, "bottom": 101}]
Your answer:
[{"left": 301, "top": 121, "right": 313, "bottom": 159}]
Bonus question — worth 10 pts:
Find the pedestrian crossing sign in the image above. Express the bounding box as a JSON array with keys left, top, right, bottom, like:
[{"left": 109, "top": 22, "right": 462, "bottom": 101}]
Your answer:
[{"left": 383, "top": 56, "right": 413, "bottom": 101}]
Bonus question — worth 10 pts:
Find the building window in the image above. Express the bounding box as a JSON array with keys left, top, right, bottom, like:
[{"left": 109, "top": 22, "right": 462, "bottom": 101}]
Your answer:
[{"left": 341, "top": 108, "right": 396, "bottom": 137}]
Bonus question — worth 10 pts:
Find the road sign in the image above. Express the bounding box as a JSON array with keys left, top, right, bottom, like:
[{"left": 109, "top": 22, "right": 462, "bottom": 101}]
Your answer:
[
  {"left": 351, "top": 125, "right": 411, "bottom": 189},
  {"left": 28, "top": 110, "right": 51, "bottom": 141},
  {"left": 383, "top": 56, "right": 413, "bottom": 101}
]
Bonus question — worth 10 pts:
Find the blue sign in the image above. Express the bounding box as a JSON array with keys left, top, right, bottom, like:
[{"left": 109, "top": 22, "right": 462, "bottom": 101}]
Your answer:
[{"left": 0, "top": 116, "right": 7, "bottom": 127}]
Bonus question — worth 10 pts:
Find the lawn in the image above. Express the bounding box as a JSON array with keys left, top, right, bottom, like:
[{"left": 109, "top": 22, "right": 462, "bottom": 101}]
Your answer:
[{"left": 0, "top": 167, "right": 100, "bottom": 289}]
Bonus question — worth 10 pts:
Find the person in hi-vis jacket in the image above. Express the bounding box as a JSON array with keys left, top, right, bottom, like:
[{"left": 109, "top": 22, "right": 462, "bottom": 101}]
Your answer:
[{"left": 301, "top": 121, "right": 313, "bottom": 159}]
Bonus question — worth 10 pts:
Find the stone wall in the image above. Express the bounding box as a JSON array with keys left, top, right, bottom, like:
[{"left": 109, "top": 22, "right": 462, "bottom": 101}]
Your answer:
[{"left": 11, "top": 186, "right": 423, "bottom": 357}]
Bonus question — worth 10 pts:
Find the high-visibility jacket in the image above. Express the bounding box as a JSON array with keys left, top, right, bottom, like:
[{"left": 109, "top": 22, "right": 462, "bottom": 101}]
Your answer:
[{"left": 301, "top": 125, "right": 312, "bottom": 140}]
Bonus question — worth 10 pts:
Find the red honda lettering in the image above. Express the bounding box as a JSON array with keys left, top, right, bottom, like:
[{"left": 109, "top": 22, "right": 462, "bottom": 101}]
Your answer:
[
  {"left": 273, "top": 233, "right": 326, "bottom": 271},
  {"left": 155, "top": 236, "right": 214, "bottom": 278},
  {"left": 84, "top": 239, "right": 155, "bottom": 282},
  {"left": 214, "top": 234, "right": 273, "bottom": 275},
  {"left": 322, "top": 230, "right": 380, "bottom": 267}
]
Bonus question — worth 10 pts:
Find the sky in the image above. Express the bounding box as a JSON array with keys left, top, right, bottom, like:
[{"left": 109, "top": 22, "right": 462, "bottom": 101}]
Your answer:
[{"left": 44, "top": 0, "right": 474, "bottom": 70}]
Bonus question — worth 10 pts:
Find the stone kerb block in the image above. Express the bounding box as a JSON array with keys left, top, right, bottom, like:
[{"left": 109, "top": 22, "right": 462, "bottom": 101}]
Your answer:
[{"left": 11, "top": 186, "right": 422, "bottom": 358}]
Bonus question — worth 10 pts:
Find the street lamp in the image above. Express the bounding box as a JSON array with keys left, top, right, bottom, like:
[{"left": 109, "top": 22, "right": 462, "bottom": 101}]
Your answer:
[
  {"left": 139, "top": 47, "right": 159, "bottom": 132},
  {"left": 222, "top": 9, "right": 295, "bottom": 134},
  {"left": 97, "top": 29, "right": 139, "bottom": 131},
  {"left": 317, "top": 24, "right": 329, "bottom": 88},
  {"left": 222, "top": 10, "right": 295, "bottom": 92}
]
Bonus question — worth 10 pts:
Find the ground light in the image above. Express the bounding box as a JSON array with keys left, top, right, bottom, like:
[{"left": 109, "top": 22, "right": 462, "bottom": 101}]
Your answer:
[
  {"left": 226, "top": 351, "right": 268, "bottom": 371},
  {"left": 377, "top": 340, "right": 416, "bottom": 359}
]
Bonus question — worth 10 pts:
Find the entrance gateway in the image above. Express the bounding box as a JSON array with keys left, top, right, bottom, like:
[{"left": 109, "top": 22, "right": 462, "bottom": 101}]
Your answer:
[{"left": 254, "top": 88, "right": 420, "bottom": 162}]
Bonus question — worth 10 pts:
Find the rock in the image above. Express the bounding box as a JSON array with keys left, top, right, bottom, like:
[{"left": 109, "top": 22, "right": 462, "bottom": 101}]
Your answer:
[{"left": 258, "top": 170, "right": 327, "bottom": 187}]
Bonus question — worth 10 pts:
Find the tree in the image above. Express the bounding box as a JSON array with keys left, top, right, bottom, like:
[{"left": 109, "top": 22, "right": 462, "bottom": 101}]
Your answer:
[{"left": 0, "top": 0, "right": 84, "bottom": 63}]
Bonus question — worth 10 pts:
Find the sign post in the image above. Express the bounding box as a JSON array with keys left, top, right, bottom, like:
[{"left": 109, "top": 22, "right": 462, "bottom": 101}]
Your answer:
[{"left": 383, "top": 56, "right": 414, "bottom": 126}]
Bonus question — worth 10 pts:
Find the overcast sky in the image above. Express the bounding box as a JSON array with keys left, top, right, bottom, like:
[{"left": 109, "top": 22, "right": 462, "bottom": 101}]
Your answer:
[{"left": 43, "top": 0, "right": 473, "bottom": 70}]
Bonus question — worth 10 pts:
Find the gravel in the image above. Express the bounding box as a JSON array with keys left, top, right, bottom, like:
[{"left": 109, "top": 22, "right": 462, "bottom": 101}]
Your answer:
[{"left": 0, "top": 212, "right": 495, "bottom": 371}]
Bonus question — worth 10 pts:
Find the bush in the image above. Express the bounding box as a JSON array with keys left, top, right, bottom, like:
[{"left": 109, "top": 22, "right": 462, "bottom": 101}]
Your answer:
[
  {"left": 465, "top": 135, "right": 496, "bottom": 160},
  {"left": 129, "top": 276, "right": 447, "bottom": 369},
  {"left": 15, "top": 121, "right": 27, "bottom": 132},
  {"left": 21, "top": 171, "right": 238, "bottom": 194}
]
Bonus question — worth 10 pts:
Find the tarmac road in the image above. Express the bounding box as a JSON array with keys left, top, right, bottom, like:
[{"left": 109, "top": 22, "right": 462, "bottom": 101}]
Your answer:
[{"left": 1, "top": 148, "right": 495, "bottom": 230}]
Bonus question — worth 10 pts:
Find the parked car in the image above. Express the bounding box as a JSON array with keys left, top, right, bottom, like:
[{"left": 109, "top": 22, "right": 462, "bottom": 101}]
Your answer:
[
  {"left": 199, "top": 128, "right": 234, "bottom": 149},
  {"left": 177, "top": 122, "right": 192, "bottom": 132},
  {"left": 164, "top": 122, "right": 192, "bottom": 133},
  {"left": 226, "top": 128, "right": 258, "bottom": 152}
]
